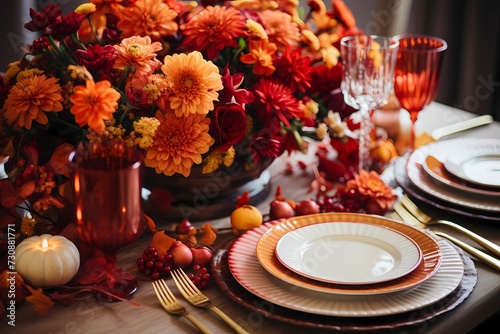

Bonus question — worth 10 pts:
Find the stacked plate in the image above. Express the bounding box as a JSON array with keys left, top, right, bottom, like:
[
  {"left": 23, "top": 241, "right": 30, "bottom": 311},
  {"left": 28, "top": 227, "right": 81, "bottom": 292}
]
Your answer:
[
  {"left": 395, "top": 137, "right": 500, "bottom": 222},
  {"left": 211, "top": 213, "right": 477, "bottom": 331}
]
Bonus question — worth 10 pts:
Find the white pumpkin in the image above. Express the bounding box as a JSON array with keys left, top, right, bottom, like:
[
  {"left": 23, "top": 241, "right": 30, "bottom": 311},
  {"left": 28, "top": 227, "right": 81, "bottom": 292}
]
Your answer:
[{"left": 16, "top": 234, "right": 80, "bottom": 287}]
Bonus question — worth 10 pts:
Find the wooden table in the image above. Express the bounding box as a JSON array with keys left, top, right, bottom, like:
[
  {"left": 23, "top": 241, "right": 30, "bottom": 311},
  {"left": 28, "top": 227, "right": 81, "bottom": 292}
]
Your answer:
[{"left": 2, "top": 102, "right": 499, "bottom": 333}]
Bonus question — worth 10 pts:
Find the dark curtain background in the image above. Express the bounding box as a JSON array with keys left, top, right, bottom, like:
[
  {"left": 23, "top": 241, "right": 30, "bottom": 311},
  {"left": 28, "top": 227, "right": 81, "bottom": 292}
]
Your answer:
[{"left": 405, "top": 0, "right": 500, "bottom": 121}]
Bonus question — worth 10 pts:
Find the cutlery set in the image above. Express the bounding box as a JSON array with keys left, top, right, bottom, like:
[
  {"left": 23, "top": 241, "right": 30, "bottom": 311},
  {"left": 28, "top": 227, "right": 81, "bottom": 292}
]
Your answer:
[
  {"left": 393, "top": 195, "right": 500, "bottom": 271},
  {"left": 152, "top": 268, "right": 249, "bottom": 334}
]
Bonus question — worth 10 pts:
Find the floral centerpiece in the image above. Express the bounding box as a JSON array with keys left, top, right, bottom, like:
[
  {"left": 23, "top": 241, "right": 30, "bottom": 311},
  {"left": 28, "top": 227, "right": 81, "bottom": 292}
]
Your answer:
[
  {"left": 0, "top": 0, "right": 402, "bottom": 315},
  {"left": 0, "top": 0, "right": 376, "bottom": 231}
]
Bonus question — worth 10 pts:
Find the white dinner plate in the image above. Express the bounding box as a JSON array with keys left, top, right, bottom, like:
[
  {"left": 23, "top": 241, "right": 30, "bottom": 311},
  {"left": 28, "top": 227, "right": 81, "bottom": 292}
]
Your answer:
[
  {"left": 443, "top": 141, "right": 500, "bottom": 188},
  {"left": 256, "top": 213, "right": 442, "bottom": 296},
  {"left": 423, "top": 154, "right": 500, "bottom": 197},
  {"left": 407, "top": 139, "right": 500, "bottom": 213},
  {"left": 229, "top": 215, "right": 464, "bottom": 317},
  {"left": 275, "top": 222, "right": 422, "bottom": 285}
]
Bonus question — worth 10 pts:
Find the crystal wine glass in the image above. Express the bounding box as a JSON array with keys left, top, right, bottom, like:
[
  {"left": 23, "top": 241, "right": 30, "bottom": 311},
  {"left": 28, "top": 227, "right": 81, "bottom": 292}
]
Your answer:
[
  {"left": 393, "top": 34, "right": 447, "bottom": 151},
  {"left": 340, "top": 35, "right": 399, "bottom": 171},
  {"left": 69, "top": 141, "right": 144, "bottom": 301}
]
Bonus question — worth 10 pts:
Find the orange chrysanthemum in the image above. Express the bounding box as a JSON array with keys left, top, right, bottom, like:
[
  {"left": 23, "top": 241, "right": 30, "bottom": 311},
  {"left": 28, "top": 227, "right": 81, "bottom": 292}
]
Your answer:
[
  {"left": 117, "top": 0, "right": 178, "bottom": 40},
  {"left": 69, "top": 79, "right": 121, "bottom": 134},
  {"left": 259, "top": 10, "right": 300, "bottom": 51},
  {"left": 346, "top": 170, "right": 397, "bottom": 211},
  {"left": 145, "top": 111, "right": 214, "bottom": 177},
  {"left": 114, "top": 35, "right": 163, "bottom": 74},
  {"left": 180, "top": 6, "right": 247, "bottom": 59},
  {"left": 161, "top": 51, "right": 223, "bottom": 117},
  {"left": 2, "top": 74, "right": 63, "bottom": 130},
  {"left": 240, "top": 39, "right": 277, "bottom": 76}
]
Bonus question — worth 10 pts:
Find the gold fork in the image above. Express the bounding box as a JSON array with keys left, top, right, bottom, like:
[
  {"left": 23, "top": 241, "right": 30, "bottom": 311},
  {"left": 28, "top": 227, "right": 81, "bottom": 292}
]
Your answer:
[
  {"left": 400, "top": 194, "right": 500, "bottom": 258},
  {"left": 152, "top": 280, "right": 212, "bottom": 334},
  {"left": 393, "top": 203, "right": 500, "bottom": 271},
  {"left": 171, "top": 268, "right": 250, "bottom": 334}
]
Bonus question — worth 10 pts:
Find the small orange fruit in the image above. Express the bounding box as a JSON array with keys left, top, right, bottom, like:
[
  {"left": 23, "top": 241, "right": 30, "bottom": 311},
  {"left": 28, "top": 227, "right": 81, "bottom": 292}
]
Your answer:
[{"left": 230, "top": 205, "right": 263, "bottom": 234}]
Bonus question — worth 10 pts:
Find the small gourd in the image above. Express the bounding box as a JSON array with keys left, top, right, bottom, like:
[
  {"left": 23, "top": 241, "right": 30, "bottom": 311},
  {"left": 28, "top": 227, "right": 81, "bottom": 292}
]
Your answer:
[{"left": 15, "top": 234, "right": 80, "bottom": 287}]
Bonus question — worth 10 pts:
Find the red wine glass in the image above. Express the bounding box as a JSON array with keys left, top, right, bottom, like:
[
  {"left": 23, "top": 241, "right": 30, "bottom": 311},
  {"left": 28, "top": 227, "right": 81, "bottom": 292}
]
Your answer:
[{"left": 393, "top": 34, "right": 447, "bottom": 151}]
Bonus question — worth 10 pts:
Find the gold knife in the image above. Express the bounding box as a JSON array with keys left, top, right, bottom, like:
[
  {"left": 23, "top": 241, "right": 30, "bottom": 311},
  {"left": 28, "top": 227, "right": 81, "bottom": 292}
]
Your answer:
[
  {"left": 432, "top": 114, "right": 493, "bottom": 140},
  {"left": 434, "top": 231, "right": 500, "bottom": 271}
]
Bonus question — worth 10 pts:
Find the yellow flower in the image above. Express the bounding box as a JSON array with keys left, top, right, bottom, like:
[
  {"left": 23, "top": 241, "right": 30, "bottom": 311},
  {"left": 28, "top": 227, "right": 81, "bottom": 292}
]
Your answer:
[
  {"left": 75, "top": 3, "right": 96, "bottom": 15},
  {"left": 70, "top": 79, "right": 121, "bottom": 134},
  {"left": 321, "top": 46, "right": 340, "bottom": 69},
  {"left": 2, "top": 74, "right": 63, "bottom": 129},
  {"left": 16, "top": 68, "right": 44, "bottom": 81},
  {"left": 161, "top": 51, "right": 223, "bottom": 117},
  {"left": 202, "top": 152, "right": 223, "bottom": 174},
  {"left": 246, "top": 19, "right": 268, "bottom": 39},
  {"left": 3, "top": 61, "right": 20, "bottom": 84},
  {"left": 20, "top": 214, "right": 36, "bottom": 237},
  {"left": 223, "top": 146, "right": 236, "bottom": 167},
  {"left": 145, "top": 111, "right": 214, "bottom": 177},
  {"left": 131, "top": 117, "right": 160, "bottom": 149}
]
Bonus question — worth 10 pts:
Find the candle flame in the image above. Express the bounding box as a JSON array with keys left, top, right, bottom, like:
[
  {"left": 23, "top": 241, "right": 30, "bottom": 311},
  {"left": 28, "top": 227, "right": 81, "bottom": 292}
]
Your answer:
[{"left": 42, "top": 239, "right": 49, "bottom": 249}]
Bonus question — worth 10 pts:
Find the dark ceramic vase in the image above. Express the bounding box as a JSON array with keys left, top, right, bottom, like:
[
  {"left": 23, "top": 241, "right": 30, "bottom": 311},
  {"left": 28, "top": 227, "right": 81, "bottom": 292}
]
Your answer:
[{"left": 142, "top": 157, "right": 272, "bottom": 223}]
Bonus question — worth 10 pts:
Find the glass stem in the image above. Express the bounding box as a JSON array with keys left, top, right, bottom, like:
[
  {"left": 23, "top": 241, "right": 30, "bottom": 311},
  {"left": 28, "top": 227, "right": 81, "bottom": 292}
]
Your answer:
[
  {"left": 409, "top": 110, "right": 419, "bottom": 152},
  {"left": 358, "top": 107, "right": 372, "bottom": 172}
]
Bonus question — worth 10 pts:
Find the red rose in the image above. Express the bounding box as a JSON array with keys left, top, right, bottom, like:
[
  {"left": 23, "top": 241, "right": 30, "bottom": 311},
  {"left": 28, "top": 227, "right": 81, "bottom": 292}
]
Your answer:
[{"left": 209, "top": 103, "right": 247, "bottom": 152}]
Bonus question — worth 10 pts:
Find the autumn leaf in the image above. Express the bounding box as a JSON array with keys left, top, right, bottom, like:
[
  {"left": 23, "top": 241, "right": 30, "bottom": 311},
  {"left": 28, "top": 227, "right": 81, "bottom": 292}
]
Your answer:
[
  {"left": 0, "top": 180, "right": 23, "bottom": 209},
  {"left": 199, "top": 223, "right": 217, "bottom": 245},
  {"left": 25, "top": 285, "right": 54, "bottom": 315},
  {"left": 235, "top": 190, "right": 250, "bottom": 208},
  {"left": 144, "top": 214, "right": 156, "bottom": 232},
  {"left": 148, "top": 188, "right": 175, "bottom": 212},
  {"left": 151, "top": 230, "right": 176, "bottom": 257},
  {"left": 48, "top": 143, "right": 74, "bottom": 178},
  {"left": 75, "top": 256, "right": 108, "bottom": 286}
]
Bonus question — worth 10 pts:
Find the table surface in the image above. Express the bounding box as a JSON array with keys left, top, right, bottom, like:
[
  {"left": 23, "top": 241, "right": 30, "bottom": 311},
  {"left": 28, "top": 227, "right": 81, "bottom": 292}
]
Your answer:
[{"left": 2, "top": 102, "right": 499, "bottom": 334}]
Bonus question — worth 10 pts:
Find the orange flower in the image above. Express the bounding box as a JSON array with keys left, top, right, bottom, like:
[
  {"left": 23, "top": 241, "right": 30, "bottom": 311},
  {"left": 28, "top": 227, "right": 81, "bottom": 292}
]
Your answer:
[
  {"left": 259, "top": 10, "right": 300, "bottom": 52},
  {"left": 117, "top": 0, "right": 178, "bottom": 40},
  {"left": 161, "top": 51, "right": 223, "bottom": 117},
  {"left": 180, "top": 5, "right": 247, "bottom": 59},
  {"left": 78, "top": 0, "right": 123, "bottom": 43},
  {"left": 69, "top": 79, "right": 121, "bottom": 134},
  {"left": 239, "top": 39, "right": 277, "bottom": 76},
  {"left": 2, "top": 74, "right": 63, "bottom": 130},
  {"left": 145, "top": 111, "right": 214, "bottom": 177},
  {"left": 346, "top": 170, "right": 397, "bottom": 213},
  {"left": 114, "top": 35, "right": 163, "bottom": 74}
]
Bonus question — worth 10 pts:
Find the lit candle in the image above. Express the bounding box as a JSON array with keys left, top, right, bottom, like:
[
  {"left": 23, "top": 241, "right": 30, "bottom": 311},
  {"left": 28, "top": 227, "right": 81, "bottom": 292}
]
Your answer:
[{"left": 15, "top": 234, "right": 80, "bottom": 287}]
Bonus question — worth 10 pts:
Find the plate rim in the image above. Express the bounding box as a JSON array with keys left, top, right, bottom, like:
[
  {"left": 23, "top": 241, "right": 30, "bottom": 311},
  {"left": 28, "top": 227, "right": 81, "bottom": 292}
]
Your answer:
[
  {"left": 394, "top": 155, "right": 500, "bottom": 222},
  {"left": 407, "top": 139, "right": 500, "bottom": 213},
  {"left": 256, "top": 213, "right": 442, "bottom": 296},
  {"left": 444, "top": 151, "right": 500, "bottom": 188},
  {"left": 274, "top": 221, "right": 422, "bottom": 285},
  {"left": 228, "top": 213, "right": 464, "bottom": 317},
  {"left": 423, "top": 154, "right": 500, "bottom": 196}
]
